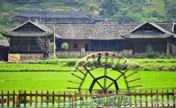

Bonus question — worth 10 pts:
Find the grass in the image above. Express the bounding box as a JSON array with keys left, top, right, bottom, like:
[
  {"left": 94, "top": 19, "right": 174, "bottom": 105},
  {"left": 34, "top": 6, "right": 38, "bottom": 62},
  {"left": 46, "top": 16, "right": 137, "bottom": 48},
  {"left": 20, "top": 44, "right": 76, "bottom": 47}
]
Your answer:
[
  {"left": 0, "top": 58, "right": 175, "bottom": 94},
  {"left": 0, "top": 71, "right": 175, "bottom": 94}
]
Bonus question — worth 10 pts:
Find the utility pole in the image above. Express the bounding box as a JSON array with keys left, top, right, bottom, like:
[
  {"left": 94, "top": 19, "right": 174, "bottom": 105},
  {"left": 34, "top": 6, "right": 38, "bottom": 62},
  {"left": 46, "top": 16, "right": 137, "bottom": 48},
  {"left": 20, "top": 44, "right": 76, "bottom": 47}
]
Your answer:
[{"left": 54, "top": 25, "right": 56, "bottom": 58}]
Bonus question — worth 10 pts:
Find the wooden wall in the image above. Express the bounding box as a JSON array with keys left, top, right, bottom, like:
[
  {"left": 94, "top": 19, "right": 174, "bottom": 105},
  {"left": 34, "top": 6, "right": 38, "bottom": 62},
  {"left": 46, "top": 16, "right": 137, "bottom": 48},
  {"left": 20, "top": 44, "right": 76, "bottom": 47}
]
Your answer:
[
  {"left": 133, "top": 39, "right": 167, "bottom": 54},
  {"left": 9, "top": 37, "right": 49, "bottom": 53}
]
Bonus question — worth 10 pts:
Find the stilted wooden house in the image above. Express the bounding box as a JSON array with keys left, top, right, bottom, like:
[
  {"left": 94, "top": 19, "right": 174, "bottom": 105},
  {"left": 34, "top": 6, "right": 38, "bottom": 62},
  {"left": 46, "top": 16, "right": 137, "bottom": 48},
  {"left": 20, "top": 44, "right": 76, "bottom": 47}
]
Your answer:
[
  {"left": 1, "top": 20, "right": 176, "bottom": 60},
  {"left": 122, "top": 22, "right": 176, "bottom": 55},
  {"left": 0, "top": 20, "right": 62, "bottom": 61},
  {"left": 46, "top": 22, "right": 176, "bottom": 56}
]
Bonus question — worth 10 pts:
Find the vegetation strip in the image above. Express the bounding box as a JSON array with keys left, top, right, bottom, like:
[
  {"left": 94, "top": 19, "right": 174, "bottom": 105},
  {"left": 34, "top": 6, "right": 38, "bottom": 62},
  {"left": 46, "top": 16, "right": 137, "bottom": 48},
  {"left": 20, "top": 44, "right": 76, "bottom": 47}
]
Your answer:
[{"left": 0, "top": 70, "right": 71, "bottom": 72}]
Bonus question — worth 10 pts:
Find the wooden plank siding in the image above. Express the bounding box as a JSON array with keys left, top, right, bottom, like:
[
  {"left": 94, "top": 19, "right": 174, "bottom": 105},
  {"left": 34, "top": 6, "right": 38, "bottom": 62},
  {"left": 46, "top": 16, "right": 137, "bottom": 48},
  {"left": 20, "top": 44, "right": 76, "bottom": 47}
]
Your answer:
[{"left": 9, "top": 37, "right": 50, "bottom": 53}]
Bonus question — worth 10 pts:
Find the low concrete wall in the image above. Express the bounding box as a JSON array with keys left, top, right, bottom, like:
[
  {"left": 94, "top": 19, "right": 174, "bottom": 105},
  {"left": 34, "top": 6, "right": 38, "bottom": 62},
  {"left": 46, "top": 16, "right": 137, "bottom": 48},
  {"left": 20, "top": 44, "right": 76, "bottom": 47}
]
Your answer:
[{"left": 55, "top": 50, "right": 133, "bottom": 58}]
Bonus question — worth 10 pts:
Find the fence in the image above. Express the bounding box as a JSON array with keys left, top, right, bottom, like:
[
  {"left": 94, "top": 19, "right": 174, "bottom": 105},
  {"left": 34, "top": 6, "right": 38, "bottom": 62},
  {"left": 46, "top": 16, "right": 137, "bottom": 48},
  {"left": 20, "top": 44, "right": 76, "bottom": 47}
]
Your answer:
[
  {"left": 0, "top": 89, "right": 175, "bottom": 108},
  {"left": 55, "top": 50, "right": 133, "bottom": 58}
]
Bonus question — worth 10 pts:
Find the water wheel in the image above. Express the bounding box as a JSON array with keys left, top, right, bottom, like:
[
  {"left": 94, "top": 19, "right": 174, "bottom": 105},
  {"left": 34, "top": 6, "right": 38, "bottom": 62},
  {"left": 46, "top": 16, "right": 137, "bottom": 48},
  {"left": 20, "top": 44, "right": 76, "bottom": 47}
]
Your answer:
[{"left": 67, "top": 52, "right": 141, "bottom": 94}]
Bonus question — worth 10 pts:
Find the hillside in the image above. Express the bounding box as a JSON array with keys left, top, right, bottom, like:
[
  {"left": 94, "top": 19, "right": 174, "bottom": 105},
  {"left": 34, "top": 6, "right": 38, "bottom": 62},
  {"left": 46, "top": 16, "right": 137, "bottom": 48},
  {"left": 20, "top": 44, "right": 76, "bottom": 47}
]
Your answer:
[{"left": 0, "top": 0, "right": 176, "bottom": 39}]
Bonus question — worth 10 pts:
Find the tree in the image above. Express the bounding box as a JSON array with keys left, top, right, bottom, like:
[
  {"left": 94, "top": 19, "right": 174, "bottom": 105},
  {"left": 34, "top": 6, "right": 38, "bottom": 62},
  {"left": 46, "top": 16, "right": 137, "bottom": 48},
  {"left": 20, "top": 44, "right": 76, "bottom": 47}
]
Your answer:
[
  {"left": 61, "top": 42, "right": 69, "bottom": 50},
  {"left": 112, "top": 9, "right": 142, "bottom": 23},
  {"left": 0, "top": 0, "right": 5, "bottom": 14},
  {"left": 100, "top": 0, "right": 119, "bottom": 16},
  {"left": 164, "top": 0, "right": 176, "bottom": 21}
]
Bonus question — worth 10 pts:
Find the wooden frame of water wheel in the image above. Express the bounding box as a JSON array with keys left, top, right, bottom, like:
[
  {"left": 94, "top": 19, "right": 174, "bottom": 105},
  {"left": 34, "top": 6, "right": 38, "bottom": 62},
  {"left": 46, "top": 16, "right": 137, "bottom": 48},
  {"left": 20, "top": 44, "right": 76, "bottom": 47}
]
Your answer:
[{"left": 67, "top": 52, "right": 142, "bottom": 94}]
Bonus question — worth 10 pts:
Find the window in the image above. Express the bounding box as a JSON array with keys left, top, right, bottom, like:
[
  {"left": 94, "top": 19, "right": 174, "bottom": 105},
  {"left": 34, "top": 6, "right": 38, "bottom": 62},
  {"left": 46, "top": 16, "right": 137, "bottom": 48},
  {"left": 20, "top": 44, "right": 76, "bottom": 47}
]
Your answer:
[
  {"left": 52, "top": 19, "right": 56, "bottom": 23},
  {"left": 73, "top": 43, "right": 78, "bottom": 48},
  {"left": 72, "top": 20, "right": 75, "bottom": 23},
  {"left": 45, "top": 20, "right": 47, "bottom": 23},
  {"left": 49, "top": 19, "right": 51, "bottom": 21},
  {"left": 60, "top": 20, "right": 63, "bottom": 23},
  {"left": 109, "top": 40, "right": 115, "bottom": 47}
]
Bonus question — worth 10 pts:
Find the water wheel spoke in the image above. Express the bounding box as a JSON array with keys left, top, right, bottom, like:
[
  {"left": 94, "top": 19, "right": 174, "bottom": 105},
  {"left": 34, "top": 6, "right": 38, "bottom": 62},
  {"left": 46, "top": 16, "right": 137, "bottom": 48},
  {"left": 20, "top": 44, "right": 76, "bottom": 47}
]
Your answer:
[
  {"left": 68, "top": 52, "right": 141, "bottom": 93},
  {"left": 127, "top": 78, "right": 141, "bottom": 83},
  {"left": 68, "top": 80, "right": 80, "bottom": 84},
  {"left": 75, "top": 67, "right": 85, "bottom": 75},
  {"left": 83, "top": 66, "right": 104, "bottom": 89},
  {"left": 106, "top": 69, "right": 129, "bottom": 90},
  {"left": 125, "top": 71, "right": 138, "bottom": 78}
]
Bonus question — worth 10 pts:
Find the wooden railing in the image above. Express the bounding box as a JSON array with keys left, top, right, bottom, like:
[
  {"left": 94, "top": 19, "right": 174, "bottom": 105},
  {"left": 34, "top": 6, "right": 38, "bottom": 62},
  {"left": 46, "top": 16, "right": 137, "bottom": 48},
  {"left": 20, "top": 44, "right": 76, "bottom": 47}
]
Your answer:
[{"left": 0, "top": 89, "right": 175, "bottom": 108}]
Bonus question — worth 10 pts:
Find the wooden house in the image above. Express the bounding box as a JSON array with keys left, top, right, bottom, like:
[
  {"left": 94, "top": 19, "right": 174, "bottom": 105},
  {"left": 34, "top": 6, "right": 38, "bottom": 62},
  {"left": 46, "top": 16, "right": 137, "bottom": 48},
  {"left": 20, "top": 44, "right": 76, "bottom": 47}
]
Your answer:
[
  {"left": 46, "top": 22, "right": 176, "bottom": 56},
  {"left": 11, "top": 10, "right": 91, "bottom": 27},
  {"left": 1, "top": 20, "right": 176, "bottom": 60},
  {"left": 0, "top": 20, "right": 61, "bottom": 56}
]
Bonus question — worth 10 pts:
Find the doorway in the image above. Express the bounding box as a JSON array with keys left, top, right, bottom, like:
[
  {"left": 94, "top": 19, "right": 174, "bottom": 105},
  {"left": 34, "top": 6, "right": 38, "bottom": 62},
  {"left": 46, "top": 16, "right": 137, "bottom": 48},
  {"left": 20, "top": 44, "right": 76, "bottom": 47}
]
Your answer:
[{"left": 85, "top": 43, "right": 89, "bottom": 51}]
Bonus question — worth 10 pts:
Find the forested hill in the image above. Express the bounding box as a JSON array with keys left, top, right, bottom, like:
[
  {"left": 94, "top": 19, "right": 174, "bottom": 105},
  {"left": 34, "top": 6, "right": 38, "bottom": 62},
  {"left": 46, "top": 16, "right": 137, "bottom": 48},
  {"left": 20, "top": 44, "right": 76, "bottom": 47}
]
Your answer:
[{"left": 0, "top": 0, "right": 176, "bottom": 39}]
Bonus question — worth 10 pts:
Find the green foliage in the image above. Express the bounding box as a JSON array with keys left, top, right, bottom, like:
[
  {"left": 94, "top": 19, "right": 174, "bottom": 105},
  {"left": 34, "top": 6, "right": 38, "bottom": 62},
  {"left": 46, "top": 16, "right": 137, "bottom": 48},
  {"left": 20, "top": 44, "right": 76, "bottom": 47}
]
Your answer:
[
  {"left": 61, "top": 42, "right": 69, "bottom": 50},
  {"left": 164, "top": 0, "right": 176, "bottom": 21},
  {"left": 145, "top": 44, "right": 159, "bottom": 58},
  {"left": 100, "top": 0, "right": 119, "bottom": 16},
  {"left": 50, "top": 42, "right": 57, "bottom": 52}
]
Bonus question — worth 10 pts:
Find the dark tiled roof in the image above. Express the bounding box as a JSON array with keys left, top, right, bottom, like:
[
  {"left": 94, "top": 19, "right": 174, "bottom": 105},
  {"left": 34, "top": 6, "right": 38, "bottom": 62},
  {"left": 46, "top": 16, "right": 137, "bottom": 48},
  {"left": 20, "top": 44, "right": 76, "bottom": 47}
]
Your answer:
[
  {"left": 0, "top": 31, "right": 53, "bottom": 37},
  {"left": 0, "top": 20, "right": 61, "bottom": 38},
  {"left": 157, "top": 22, "right": 173, "bottom": 33},
  {"left": 123, "top": 32, "right": 173, "bottom": 39},
  {"left": 46, "top": 23, "right": 139, "bottom": 40},
  {"left": 20, "top": 10, "right": 89, "bottom": 19},
  {"left": 122, "top": 22, "right": 174, "bottom": 39},
  {"left": 0, "top": 40, "right": 9, "bottom": 47}
]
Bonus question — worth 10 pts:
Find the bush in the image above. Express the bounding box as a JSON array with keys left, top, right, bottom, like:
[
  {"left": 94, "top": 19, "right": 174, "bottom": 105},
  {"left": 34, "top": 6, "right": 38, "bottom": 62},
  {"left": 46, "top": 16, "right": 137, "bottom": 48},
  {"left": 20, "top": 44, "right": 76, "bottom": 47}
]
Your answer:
[
  {"left": 61, "top": 42, "right": 69, "bottom": 50},
  {"left": 145, "top": 44, "right": 159, "bottom": 58},
  {"left": 66, "top": 61, "right": 76, "bottom": 66}
]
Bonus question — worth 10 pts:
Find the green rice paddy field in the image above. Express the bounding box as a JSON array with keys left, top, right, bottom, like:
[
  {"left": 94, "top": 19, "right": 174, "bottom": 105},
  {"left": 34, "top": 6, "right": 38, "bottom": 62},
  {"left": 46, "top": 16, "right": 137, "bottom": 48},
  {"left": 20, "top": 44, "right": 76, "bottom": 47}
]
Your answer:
[{"left": 0, "top": 58, "right": 176, "bottom": 94}]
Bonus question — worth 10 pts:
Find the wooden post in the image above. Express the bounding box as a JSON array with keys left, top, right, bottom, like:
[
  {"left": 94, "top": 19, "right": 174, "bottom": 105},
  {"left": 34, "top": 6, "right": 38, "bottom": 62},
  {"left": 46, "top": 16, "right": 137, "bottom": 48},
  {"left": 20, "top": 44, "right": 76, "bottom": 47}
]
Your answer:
[
  {"left": 64, "top": 91, "right": 66, "bottom": 108},
  {"left": 134, "top": 89, "right": 137, "bottom": 108},
  {"left": 30, "top": 90, "right": 32, "bottom": 106},
  {"left": 35, "top": 90, "right": 38, "bottom": 107},
  {"left": 151, "top": 89, "right": 153, "bottom": 108},
  {"left": 139, "top": 89, "right": 142, "bottom": 108},
  {"left": 173, "top": 89, "right": 175, "bottom": 108},
  {"left": 13, "top": 90, "right": 15, "bottom": 107},
  {"left": 52, "top": 90, "right": 55, "bottom": 107},
  {"left": 145, "top": 89, "right": 148, "bottom": 107},
  {"left": 7, "top": 90, "right": 9, "bottom": 107},
  {"left": 85, "top": 91, "right": 88, "bottom": 108},
  {"left": 167, "top": 39, "right": 170, "bottom": 54},
  {"left": 16, "top": 93, "right": 20, "bottom": 107},
  {"left": 72, "top": 93, "right": 74, "bottom": 108},
  {"left": 167, "top": 89, "right": 170, "bottom": 107},
  {"left": 69, "top": 91, "right": 71, "bottom": 108},
  {"left": 46, "top": 90, "right": 49, "bottom": 107},
  {"left": 123, "top": 90, "right": 126, "bottom": 108},
  {"left": 1, "top": 90, "right": 4, "bottom": 107},
  {"left": 24, "top": 90, "right": 26, "bottom": 107},
  {"left": 128, "top": 90, "right": 131, "bottom": 107},
  {"left": 58, "top": 91, "right": 60, "bottom": 108},
  {"left": 41, "top": 90, "right": 43, "bottom": 107},
  {"left": 161, "top": 89, "right": 164, "bottom": 107}
]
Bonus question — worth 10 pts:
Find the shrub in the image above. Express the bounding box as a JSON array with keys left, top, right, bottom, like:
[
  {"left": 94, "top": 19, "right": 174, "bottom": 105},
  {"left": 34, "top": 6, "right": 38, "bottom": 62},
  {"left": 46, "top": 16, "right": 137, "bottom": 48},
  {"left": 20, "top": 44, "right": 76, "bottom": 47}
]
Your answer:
[
  {"left": 66, "top": 61, "right": 76, "bottom": 66},
  {"left": 61, "top": 42, "right": 69, "bottom": 50},
  {"left": 145, "top": 44, "right": 159, "bottom": 58},
  {"left": 145, "top": 44, "right": 154, "bottom": 58}
]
